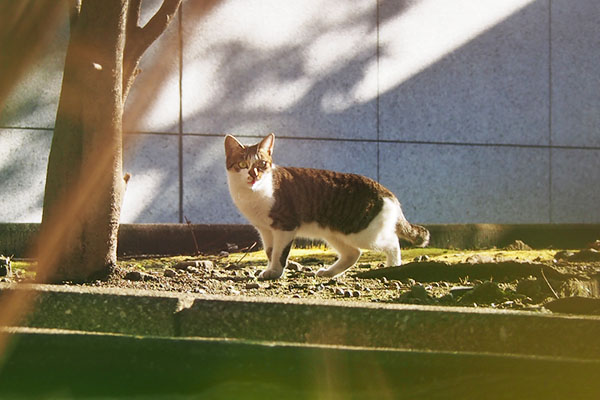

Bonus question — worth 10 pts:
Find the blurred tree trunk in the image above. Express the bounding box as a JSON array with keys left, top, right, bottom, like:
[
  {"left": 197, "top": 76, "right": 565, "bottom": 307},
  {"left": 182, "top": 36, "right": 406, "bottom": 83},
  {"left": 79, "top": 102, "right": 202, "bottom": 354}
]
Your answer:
[{"left": 40, "top": 0, "right": 181, "bottom": 282}]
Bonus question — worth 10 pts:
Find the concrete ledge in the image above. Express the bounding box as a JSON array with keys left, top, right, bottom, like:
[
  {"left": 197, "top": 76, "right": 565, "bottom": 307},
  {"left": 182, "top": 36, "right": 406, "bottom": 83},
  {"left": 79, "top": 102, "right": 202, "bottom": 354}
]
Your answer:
[
  {"left": 2, "top": 327, "right": 599, "bottom": 399},
  {"left": 2, "top": 223, "right": 599, "bottom": 257},
  {"left": 2, "top": 283, "right": 599, "bottom": 361}
]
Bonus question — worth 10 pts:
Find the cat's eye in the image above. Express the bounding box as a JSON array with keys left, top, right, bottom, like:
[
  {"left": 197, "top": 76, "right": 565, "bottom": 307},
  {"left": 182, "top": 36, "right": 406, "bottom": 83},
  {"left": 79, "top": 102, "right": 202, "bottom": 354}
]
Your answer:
[
  {"left": 258, "top": 160, "right": 268, "bottom": 169},
  {"left": 237, "top": 161, "right": 248, "bottom": 169}
]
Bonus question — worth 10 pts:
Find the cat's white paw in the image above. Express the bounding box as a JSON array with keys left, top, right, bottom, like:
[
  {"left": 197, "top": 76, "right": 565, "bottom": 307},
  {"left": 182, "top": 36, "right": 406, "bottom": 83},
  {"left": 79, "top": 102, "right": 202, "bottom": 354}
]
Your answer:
[
  {"left": 316, "top": 267, "right": 338, "bottom": 278},
  {"left": 258, "top": 268, "right": 284, "bottom": 280}
]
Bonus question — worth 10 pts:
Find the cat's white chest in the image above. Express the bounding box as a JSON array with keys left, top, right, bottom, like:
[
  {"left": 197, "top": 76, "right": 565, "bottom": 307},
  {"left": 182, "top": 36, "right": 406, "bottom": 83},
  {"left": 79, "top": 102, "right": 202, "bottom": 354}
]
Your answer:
[{"left": 227, "top": 169, "right": 275, "bottom": 228}]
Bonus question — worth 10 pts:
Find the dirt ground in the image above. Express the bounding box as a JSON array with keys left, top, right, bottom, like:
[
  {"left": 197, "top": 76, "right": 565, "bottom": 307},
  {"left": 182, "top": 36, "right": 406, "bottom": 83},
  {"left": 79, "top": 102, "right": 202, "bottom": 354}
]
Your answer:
[{"left": 5, "top": 240, "right": 600, "bottom": 314}]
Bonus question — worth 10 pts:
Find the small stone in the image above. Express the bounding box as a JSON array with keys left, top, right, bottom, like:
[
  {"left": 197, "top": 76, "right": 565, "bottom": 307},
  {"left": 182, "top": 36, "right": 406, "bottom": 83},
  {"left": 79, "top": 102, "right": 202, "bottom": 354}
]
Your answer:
[
  {"left": 465, "top": 254, "right": 494, "bottom": 264},
  {"left": 505, "top": 240, "right": 532, "bottom": 251},
  {"left": 352, "top": 291, "right": 361, "bottom": 298},
  {"left": 193, "top": 287, "right": 206, "bottom": 294},
  {"left": 143, "top": 273, "right": 159, "bottom": 282},
  {"left": 554, "top": 250, "right": 574, "bottom": 261},
  {"left": 308, "top": 290, "right": 316, "bottom": 295},
  {"left": 164, "top": 268, "right": 177, "bottom": 278},
  {"left": 219, "top": 251, "right": 230, "bottom": 257},
  {"left": 380, "top": 277, "right": 388, "bottom": 284},
  {"left": 450, "top": 285, "right": 474, "bottom": 296},
  {"left": 229, "top": 288, "right": 241, "bottom": 295},
  {"left": 197, "top": 260, "right": 214, "bottom": 269},
  {"left": 124, "top": 271, "right": 143, "bottom": 281},
  {"left": 245, "top": 282, "right": 260, "bottom": 290},
  {"left": 344, "top": 290, "right": 353, "bottom": 298},
  {"left": 287, "top": 261, "right": 301, "bottom": 271},
  {"left": 292, "top": 294, "right": 301, "bottom": 299},
  {"left": 335, "top": 288, "right": 345, "bottom": 296},
  {"left": 186, "top": 266, "right": 200, "bottom": 274},
  {"left": 173, "top": 261, "right": 198, "bottom": 270},
  {"left": 305, "top": 271, "right": 317, "bottom": 278}
]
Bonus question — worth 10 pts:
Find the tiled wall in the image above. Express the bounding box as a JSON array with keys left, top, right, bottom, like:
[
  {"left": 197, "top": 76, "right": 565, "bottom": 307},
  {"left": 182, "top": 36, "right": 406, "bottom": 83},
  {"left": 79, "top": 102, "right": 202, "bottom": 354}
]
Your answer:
[{"left": 1, "top": 0, "right": 599, "bottom": 224}]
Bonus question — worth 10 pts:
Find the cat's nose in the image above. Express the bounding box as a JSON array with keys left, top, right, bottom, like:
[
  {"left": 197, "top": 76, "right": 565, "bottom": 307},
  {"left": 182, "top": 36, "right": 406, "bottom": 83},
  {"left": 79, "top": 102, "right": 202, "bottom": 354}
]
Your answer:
[{"left": 249, "top": 168, "right": 258, "bottom": 179}]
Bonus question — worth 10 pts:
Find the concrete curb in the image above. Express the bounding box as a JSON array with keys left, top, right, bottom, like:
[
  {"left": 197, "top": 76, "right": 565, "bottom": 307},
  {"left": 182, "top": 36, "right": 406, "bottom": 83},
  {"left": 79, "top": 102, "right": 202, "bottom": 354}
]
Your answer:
[
  {"left": 3, "top": 327, "right": 599, "bottom": 399},
  {"left": 2, "top": 283, "right": 599, "bottom": 361},
  {"left": 2, "top": 223, "right": 600, "bottom": 257}
]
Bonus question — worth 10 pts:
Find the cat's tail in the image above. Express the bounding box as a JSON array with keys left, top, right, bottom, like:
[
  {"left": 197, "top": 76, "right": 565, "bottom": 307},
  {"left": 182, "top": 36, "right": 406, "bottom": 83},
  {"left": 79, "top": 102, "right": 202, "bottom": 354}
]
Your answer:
[{"left": 396, "top": 220, "right": 430, "bottom": 247}]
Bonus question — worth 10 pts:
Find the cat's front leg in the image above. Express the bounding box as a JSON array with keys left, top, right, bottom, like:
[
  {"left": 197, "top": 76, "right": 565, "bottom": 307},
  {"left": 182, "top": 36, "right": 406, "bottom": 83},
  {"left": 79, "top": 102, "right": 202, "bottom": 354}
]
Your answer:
[
  {"left": 256, "top": 227, "right": 274, "bottom": 263},
  {"left": 258, "top": 229, "right": 295, "bottom": 280}
]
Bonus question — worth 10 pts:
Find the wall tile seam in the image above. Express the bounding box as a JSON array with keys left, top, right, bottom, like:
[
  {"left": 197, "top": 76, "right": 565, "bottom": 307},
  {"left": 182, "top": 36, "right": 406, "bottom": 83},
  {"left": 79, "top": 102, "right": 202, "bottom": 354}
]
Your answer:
[{"left": 4, "top": 127, "right": 600, "bottom": 153}]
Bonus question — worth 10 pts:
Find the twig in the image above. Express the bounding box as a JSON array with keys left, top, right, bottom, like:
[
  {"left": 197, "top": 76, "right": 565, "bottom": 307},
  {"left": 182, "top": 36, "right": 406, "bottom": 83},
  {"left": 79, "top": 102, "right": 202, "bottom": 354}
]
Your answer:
[
  {"left": 235, "top": 242, "right": 257, "bottom": 265},
  {"left": 184, "top": 216, "right": 200, "bottom": 255},
  {"left": 540, "top": 268, "right": 559, "bottom": 300}
]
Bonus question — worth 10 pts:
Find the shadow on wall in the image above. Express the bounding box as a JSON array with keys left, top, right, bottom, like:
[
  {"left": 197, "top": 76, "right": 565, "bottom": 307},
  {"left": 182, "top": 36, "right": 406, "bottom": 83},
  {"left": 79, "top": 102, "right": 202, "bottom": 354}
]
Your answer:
[{"left": 3, "top": 0, "right": 598, "bottom": 224}]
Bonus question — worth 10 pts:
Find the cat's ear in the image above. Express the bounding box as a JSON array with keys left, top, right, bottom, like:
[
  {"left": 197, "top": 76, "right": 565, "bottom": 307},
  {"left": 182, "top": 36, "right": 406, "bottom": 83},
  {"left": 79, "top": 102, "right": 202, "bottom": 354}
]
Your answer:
[
  {"left": 224, "top": 134, "right": 244, "bottom": 155},
  {"left": 259, "top": 133, "right": 275, "bottom": 156}
]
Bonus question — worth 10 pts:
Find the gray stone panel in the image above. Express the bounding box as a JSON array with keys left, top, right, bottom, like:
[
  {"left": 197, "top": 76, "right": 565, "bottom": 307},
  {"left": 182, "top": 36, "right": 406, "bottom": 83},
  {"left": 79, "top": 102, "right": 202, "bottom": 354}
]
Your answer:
[
  {"left": 182, "top": 135, "right": 236, "bottom": 224},
  {"left": 379, "top": 143, "right": 550, "bottom": 224},
  {"left": 379, "top": 0, "right": 549, "bottom": 146},
  {"left": 551, "top": 148, "right": 600, "bottom": 223},
  {"left": 0, "top": 23, "right": 68, "bottom": 129},
  {"left": 0, "top": 129, "right": 52, "bottom": 222},
  {"left": 121, "top": 133, "right": 180, "bottom": 223},
  {"left": 551, "top": 1, "right": 600, "bottom": 147},
  {"left": 181, "top": 0, "right": 378, "bottom": 140}
]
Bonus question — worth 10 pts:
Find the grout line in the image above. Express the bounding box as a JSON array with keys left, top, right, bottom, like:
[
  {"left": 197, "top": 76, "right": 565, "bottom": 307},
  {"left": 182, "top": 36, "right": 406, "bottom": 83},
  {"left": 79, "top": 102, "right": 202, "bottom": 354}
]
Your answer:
[
  {"left": 548, "top": 0, "right": 553, "bottom": 223},
  {"left": 5, "top": 126, "right": 600, "bottom": 153},
  {"left": 178, "top": 6, "right": 184, "bottom": 224},
  {"left": 376, "top": 0, "right": 381, "bottom": 183}
]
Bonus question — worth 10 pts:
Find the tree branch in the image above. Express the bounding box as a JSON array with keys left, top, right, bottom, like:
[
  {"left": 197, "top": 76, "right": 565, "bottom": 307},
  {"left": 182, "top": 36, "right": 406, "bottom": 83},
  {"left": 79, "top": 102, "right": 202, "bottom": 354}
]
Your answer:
[
  {"left": 126, "top": 0, "right": 142, "bottom": 37},
  {"left": 69, "top": 0, "right": 83, "bottom": 28},
  {"left": 122, "top": 0, "right": 182, "bottom": 101}
]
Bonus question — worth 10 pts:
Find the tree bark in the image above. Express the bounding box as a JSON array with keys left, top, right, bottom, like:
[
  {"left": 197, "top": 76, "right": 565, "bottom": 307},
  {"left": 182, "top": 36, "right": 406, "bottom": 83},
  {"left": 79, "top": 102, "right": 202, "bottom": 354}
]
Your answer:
[
  {"left": 40, "top": 0, "right": 128, "bottom": 282},
  {"left": 40, "top": 0, "right": 182, "bottom": 282}
]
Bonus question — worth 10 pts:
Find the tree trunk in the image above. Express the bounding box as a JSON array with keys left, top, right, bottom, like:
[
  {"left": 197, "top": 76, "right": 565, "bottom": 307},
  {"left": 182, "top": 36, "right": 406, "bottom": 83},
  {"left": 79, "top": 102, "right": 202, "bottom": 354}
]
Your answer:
[
  {"left": 39, "top": 0, "right": 182, "bottom": 282},
  {"left": 40, "top": 0, "right": 128, "bottom": 282}
]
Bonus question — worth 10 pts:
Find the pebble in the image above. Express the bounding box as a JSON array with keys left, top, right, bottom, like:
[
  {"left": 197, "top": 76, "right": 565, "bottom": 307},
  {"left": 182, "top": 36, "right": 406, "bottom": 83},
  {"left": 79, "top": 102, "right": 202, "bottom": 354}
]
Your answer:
[
  {"left": 352, "top": 291, "right": 361, "bottom": 298},
  {"left": 344, "top": 290, "right": 353, "bottom": 298},
  {"left": 287, "top": 261, "right": 301, "bottom": 272},
  {"left": 292, "top": 294, "right": 301, "bottom": 299},
  {"left": 245, "top": 282, "right": 260, "bottom": 290},
  {"left": 197, "top": 260, "right": 214, "bottom": 269},
  {"left": 124, "top": 271, "right": 144, "bottom": 281},
  {"left": 304, "top": 271, "right": 317, "bottom": 278},
  {"left": 173, "top": 261, "right": 198, "bottom": 270},
  {"left": 186, "top": 266, "right": 200, "bottom": 274},
  {"left": 164, "top": 268, "right": 177, "bottom": 278},
  {"left": 219, "top": 251, "right": 230, "bottom": 257},
  {"left": 335, "top": 288, "right": 345, "bottom": 296}
]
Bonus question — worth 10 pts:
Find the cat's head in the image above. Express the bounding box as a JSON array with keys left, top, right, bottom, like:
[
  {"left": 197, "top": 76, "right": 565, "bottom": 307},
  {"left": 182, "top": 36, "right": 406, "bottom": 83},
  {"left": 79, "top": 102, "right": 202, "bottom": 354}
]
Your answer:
[{"left": 224, "top": 133, "right": 274, "bottom": 188}]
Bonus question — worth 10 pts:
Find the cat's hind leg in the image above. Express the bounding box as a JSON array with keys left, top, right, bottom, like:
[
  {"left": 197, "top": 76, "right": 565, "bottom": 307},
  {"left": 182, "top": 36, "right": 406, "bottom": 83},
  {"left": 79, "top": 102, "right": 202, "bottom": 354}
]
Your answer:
[
  {"left": 316, "top": 237, "right": 361, "bottom": 278},
  {"left": 384, "top": 241, "right": 402, "bottom": 267},
  {"left": 258, "top": 229, "right": 295, "bottom": 280}
]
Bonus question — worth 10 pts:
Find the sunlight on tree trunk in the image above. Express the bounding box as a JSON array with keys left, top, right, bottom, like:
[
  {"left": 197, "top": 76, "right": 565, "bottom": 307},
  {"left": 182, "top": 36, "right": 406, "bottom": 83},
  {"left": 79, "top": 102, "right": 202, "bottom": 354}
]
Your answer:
[{"left": 40, "top": 0, "right": 182, "bottom": 282}]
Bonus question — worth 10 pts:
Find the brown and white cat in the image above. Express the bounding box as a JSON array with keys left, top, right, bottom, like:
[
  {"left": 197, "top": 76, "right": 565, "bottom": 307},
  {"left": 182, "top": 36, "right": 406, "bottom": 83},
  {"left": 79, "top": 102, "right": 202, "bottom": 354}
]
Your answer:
[{"left": 224, "top": 133, "right": 429, "bottom": 280}]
